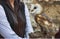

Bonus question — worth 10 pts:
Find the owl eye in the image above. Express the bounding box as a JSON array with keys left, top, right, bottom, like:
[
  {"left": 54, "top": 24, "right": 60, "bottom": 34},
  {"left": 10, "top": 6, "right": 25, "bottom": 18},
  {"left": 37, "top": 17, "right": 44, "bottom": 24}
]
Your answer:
[{"left": 34, "top": 7, "right": 37, "bottom": 9}]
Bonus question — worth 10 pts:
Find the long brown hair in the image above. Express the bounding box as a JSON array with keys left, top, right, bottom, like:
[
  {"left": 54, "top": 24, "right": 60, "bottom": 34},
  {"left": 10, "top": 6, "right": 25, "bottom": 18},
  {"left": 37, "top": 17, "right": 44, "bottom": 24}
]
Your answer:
[
  {"left": 0, "top": 0, "right": 26, "bottom": 22},
  {"left": 0, "top": 0, "right": 22, "bottom": 10},
  {"left": 0, "top": 0, "right": 26, "bottom": 37}
]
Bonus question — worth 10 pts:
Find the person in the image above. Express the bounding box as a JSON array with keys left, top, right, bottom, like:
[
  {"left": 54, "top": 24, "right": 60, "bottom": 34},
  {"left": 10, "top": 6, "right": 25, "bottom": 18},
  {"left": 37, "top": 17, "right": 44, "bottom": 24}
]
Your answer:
[{"left": 0, "top": 0, "right": 34, "bottom": 39}]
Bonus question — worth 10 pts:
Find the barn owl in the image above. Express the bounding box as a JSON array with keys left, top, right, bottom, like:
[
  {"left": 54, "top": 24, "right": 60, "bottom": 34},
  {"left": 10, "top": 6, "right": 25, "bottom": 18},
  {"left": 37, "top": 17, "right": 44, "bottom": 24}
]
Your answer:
[
  {"left": 28, "top": 1, "right": 59, "bottom": 38},
  {"left": 29, "top": 3, "right": 43, "bottom": 29}
]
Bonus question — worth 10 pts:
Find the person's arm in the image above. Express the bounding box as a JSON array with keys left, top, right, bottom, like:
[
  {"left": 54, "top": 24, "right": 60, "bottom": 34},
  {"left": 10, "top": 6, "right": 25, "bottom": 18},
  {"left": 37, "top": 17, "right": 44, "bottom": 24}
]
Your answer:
[
  {"left": 0, "top": 5, "right": 22, "bottom": 39},
  {"left": 25, "top": 4, "right": 34, "bottom": 38}
]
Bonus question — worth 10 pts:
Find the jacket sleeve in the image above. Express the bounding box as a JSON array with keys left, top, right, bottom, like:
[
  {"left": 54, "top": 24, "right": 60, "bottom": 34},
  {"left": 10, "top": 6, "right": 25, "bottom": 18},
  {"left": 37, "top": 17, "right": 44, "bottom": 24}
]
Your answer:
[
  {"left": 0, "top": 5, "right": 22, "bottom": 39},
  {"left": 25, "top": 4, "right": 34, "bottom": 38}
]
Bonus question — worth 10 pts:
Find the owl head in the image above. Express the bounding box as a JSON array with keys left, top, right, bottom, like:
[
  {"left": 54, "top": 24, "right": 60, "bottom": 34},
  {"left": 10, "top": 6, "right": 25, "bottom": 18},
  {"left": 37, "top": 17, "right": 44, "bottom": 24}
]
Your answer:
[{"left": 29, "top": 3, "right": 43, "bottom": 15}]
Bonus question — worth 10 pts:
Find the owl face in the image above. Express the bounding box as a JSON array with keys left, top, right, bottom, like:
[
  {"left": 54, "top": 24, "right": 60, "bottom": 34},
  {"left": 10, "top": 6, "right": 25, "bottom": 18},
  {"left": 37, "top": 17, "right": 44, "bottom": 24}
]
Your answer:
[{"left": 29, "top": 3, "right": 43, "bottom": 14}]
